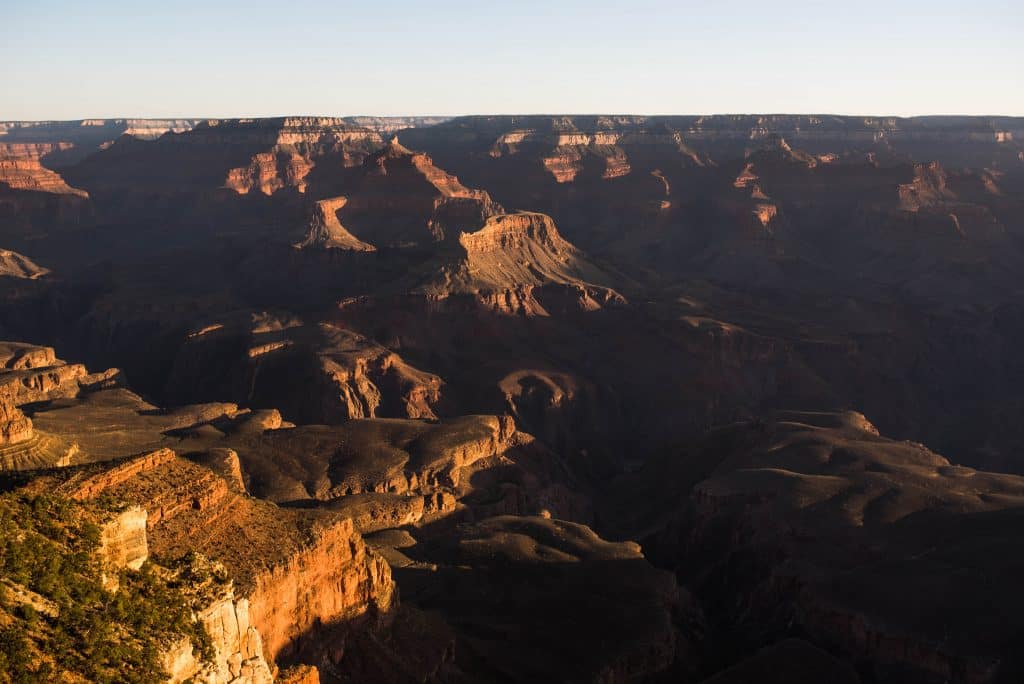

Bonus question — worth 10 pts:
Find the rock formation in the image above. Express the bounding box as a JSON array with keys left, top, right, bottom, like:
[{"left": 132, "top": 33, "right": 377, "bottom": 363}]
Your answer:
[
  {"left": 0, "top": 143, "right": 88, "bottom": 197},
  {"left": 631, "top": 411, "right": 1024, "bottom": 683},
  {"left": 0, "top": 249, "right": 49, "bottom": 279},
  {"left": 295, "top": 197, "right": 375, "bottom": 251},
  {"left": 46, "top": 446, "right": 396, "bottom": 673},
  {"left": 2, "top": 113, "right": 1024, "bottom": 682}
]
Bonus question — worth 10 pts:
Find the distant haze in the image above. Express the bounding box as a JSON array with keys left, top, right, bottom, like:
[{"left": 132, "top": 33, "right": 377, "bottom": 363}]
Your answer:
[{"left": 2, "top": 0, "right": 1022, "bottom": 119}]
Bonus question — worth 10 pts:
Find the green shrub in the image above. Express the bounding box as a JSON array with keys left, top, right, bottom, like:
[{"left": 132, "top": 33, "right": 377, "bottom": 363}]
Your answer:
[{"left": 0, "top": 492, "right": 216, "bottom": 682}]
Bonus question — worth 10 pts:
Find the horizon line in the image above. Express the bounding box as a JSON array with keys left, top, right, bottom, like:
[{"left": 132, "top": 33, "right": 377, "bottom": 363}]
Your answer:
[{"left": 4, "top": 112, "right": 1024, "bottom": 124}]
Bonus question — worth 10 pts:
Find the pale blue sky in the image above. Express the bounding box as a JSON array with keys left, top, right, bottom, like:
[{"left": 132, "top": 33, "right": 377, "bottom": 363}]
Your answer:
[{"left": 2, "top": 0, "right": 1022, "bottom": 119}]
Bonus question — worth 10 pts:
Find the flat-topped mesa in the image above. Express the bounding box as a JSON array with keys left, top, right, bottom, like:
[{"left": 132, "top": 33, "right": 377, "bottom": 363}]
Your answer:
[
  {"left": 295, "top": 196, "right": 376, "bottom": 251},
  {"left": 0, "top": 248, "right": 50, "bottom": 279},
  {"left": 236, "top": 414, "right": 518, "bottom": 505},
  {"left": 458, "top": 211, "right": 577, "bottom": 257},
  {"left": 419, "top": 212, "right": 623, "bottom": 314},
  {"left": 0, "top": 343, "right": 89, "bottom": 404},
  {"left": 345, "top": 115, "right": 451, "bottom": 133}
]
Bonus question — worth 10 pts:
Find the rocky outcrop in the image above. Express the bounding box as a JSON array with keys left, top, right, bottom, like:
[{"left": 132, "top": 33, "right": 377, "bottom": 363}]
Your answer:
[
  {"left": 295, "top": 197, "right": 376, "bottom": 251},
  {"left": 0, "top": 343, "right": 122, "bottom": 467},
  {"left": 325, "top": 136, "right": 502, "bottom": 246},
  {"left": 0, "top": 398, "right": 33, "bottom": 445},
  {"left": 96, "top": 506, "right": 149, "bottom": 589},
  {"left": 163, "top": 321, "right": 444, "bottom": 424},
  {"left": 54, "top": 448, "right": 398, "bottom": 670},
  {"left": 163, "top": 587, "right": 275, "bottom": 684},
  {"left": 898, "top": 161, "right": 955, "bottom": 211},
  {"left": 0, "top": 342, "right": 92, "bottom": 405},
  {"left": 315, "top": 330, "right": 443, "bottom": 420},
  {"left": 277, "top": 664, "right": 320, "bottom": 684},
  {"left": 246, "top": 516, "right": 395, "bottom": 662},
  {"left": 65, "top": 448, "right": 177, "bottom": 500},
  {"left": 234, "top": 414, "right": 517, "bottom": 503},
  {"left": 0, "top": 249, "right": 50, "bottom": 279},
  {"left": 0, "top": 143, "right": 89, "bottom": 196},
  {"left": 417, "top": 212, "right": 624, "bottom": 314}
]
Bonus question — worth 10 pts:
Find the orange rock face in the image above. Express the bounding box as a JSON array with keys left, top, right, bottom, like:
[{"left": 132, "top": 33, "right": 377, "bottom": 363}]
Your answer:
[
  {"left": 246, "top": 516, "right": 395, "bottom": 661},
  {"left": 0, "top": 399, "right": 33, "bottom": 446},
  {"left": 47, "top": 446, "right": 398, "bottom": 671},
  {"left": 295, "top": 197, "right": 376, "bottom": 251},
  {"left": 0, "top": 143, "right": 89, "bottom": 196}
]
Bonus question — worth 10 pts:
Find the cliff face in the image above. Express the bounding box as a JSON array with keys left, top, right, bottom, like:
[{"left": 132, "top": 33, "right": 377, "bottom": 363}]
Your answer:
[
  {"left": 0, "top": 342, "right": 121, "bottom": 468},
  {"left": 295, "top": 197, "right": 376, "bottom": 251},
  {"left": 414, "top": 211, "right": 624, "bottom": 314},
  {"left": 246, "top": 517, "right": 395, "bottom": 662},
  {"left": 0, "top": 141, "right": 92, "bottom": 232},
  {"left": 0, "top": 143, "right": 89, "bottom": 196},
  {"left": 0, "top": 398, "right": 33, "bottom": 445},
  {"left": 96, "top": 506, "right": 149, "bottom": 590},
  {"left": 57, "top": 447, "right": 398, "bottom": 671},
  {"left": 322, "top": 137, "right": 502, "bottom": 247},
  {"left": 91, "top": 507, "right": 277, "bottom": 684},
  {"left": 163, "top": 593, "right": 275, "bottom": 684},
  {"left": 220, "top": 118, "right": 384, "bottom": 196},
  {"left": 407, "top": 114, "right": 1024, "bottom": 168}
]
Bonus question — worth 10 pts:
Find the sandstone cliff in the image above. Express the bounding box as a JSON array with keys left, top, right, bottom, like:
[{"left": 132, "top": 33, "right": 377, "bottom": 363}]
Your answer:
[
  {"left": 163, "top": 588, "right": 275, "bottom": 684},
  {"left": 0, "top": 143, "right": 89, "bottom": 196},
  {"left": 294, "top": 197, "right": 376, "bottom": 251},
  {"left": 55, "top": 448, "right": 397, "bottom": 670}
]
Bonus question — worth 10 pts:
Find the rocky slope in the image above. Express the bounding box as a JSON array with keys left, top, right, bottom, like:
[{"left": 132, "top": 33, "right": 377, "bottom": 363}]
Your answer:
[
  {"left": 616, "top": 411, "right": 1024, "bottom": 683},
  {"left": 422, "top": 211, "right": 622, "bottom": 314},
  {"left": 163, "top": 319, "right": 444, "bottom": 424},
  {"left": 0, "top": 249, "right": 49, "bottom": 279},
  {"left": 0, "top": 340, "right": 682, "bottom": 681}
]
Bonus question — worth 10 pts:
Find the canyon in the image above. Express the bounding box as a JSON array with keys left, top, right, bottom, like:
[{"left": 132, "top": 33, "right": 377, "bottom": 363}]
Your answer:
[{"left": 1, "top": 114, "right": 1023, "bottom": 683}]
